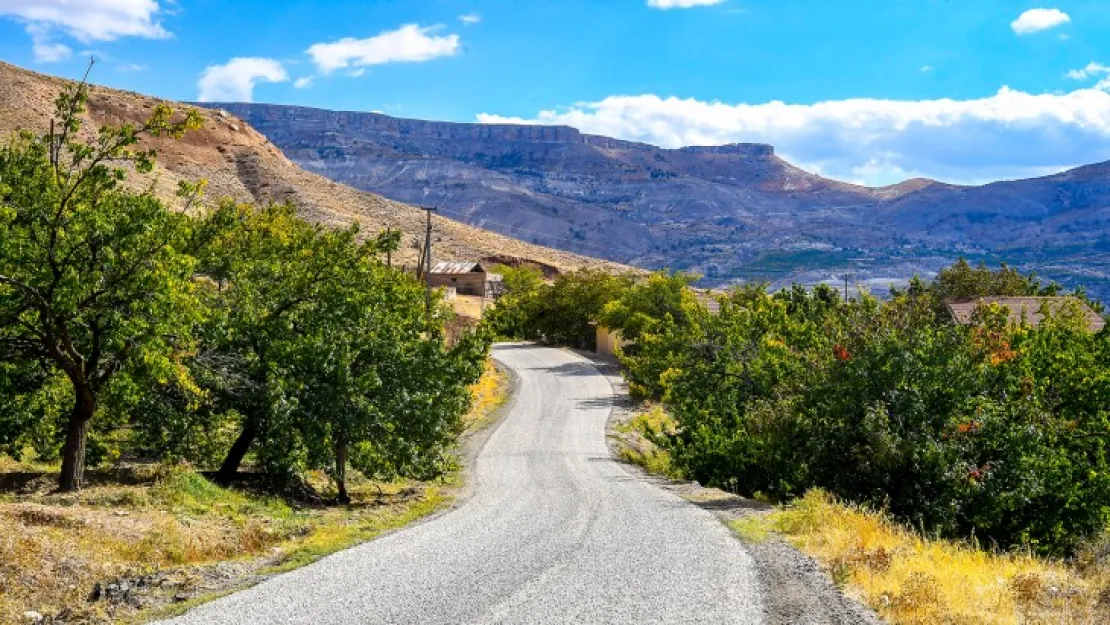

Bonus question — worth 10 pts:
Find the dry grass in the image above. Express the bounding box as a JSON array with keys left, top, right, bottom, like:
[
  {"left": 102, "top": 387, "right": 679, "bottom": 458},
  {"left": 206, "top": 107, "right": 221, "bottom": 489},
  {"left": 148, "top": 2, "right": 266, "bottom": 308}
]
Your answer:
[
  {"left": 0, "top": 464, "right": 442, "bottom": 624},
  {"left": 615, "top": 406, "right": 684, "bottom": 480},
  {"left": 451, "top": 295, "right": 490, "bottom": 321},
  {"left": 463, "top": 359, "right": 510, "bottom": 431},
  {"left": 759, "top": 490, "right": 1110, "bottom": 625}
]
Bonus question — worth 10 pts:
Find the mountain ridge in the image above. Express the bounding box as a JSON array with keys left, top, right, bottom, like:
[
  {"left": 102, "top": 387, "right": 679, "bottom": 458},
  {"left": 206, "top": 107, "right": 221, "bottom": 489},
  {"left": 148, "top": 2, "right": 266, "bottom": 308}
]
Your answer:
[
  {"left": 0, "top": 60, "right": 627, "bottom": 277},
  {"left": 199, "top": 100, "right": 1110, "bottom": 299}
]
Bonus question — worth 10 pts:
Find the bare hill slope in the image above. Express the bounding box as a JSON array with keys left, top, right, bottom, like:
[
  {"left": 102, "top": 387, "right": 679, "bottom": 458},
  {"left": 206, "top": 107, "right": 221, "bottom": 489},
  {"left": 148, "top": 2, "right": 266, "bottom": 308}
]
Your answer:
[{"left": 0, "top": 61, "right": 623, "bottom": 274}]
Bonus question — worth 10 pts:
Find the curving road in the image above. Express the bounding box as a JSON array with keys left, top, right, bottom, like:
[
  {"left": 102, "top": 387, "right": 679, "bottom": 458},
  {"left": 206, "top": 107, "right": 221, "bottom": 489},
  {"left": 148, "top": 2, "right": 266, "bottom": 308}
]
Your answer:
[{"left": 162, "top": 345, "right": 764, "bottom": 624}]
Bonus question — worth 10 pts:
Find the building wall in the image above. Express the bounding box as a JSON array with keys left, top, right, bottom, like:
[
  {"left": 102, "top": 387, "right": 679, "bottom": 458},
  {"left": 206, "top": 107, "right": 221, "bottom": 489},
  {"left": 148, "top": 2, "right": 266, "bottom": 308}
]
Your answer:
[
  {"left": 429, "top": 272, "right": 488, "bottom": 297},
  {"left": 594, "top": 325, "right": 629, "bottom": 357}
]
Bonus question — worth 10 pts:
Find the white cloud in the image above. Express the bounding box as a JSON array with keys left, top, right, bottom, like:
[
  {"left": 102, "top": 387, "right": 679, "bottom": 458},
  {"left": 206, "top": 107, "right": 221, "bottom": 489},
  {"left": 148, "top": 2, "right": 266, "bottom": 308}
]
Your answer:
[
  {"left": 31, "top": 34, "right": 72, "bottom": 62},
  {"left": 197, "top": 57, "right": 288, "bottom": 102},
  {"left": 647, "top": 0, "right": 726, "bottom": 8},
  {"left": 920, "top": 65, "right": 933, "bottom": 73},
  {"left": 293, "top": 76, "right": 313, "bottom": 89},
  {"left": 1011, "top": 8, "right": 1070, "bottom": 35},
  {"left": 1067, "top": 62, "right": 1110, "bottom": 81},
  {"left": 0, "top": 0, "right": 169, "bottom": 62},
  {"left": 306, "top": 24, "right": 460, "bottom": 74},
  {"left": 459, "top": 13, "right": 481, "bottom": 24},
  {"left": 1066, "top": 62, "right": 1110, "bottom": 91},
  {"left": 477, "top": 87, "right": 1110, "bottom": 186}
]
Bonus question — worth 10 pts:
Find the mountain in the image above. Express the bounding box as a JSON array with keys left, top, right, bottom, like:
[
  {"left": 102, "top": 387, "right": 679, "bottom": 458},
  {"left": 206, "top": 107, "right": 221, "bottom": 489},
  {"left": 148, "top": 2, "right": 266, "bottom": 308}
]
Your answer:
[
  {"left": 204, "top": 102, "right": 1110, "bottom": 299},
  {"left": 0, "top": 61, "right": 625, "bottom": 276}
]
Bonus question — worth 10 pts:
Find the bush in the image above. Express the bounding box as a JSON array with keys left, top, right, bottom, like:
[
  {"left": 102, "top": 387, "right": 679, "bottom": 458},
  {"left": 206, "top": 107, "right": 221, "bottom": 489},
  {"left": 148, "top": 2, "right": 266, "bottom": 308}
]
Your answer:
[{"left": 634, "top": 265, "right": 1110, "bottom": 555}]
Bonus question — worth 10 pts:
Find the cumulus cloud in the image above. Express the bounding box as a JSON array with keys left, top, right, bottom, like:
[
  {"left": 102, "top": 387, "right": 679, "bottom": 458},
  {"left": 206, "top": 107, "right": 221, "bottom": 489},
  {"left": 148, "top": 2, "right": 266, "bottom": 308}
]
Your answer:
[
  {"left": 197, "top": 57, "right": 288, "bottom": 102},
  {"left": 0, "top": 0, "right": 169, "bottom": 62},
  {"left": 459, "top": 13, "right": 481, "bottom": 24},
  {"left": 477, "top": 88, "right": 1110, "bottom": 185},
  {"left": 1011, "top": 8, "right": 1070, "bottom": 35},
  {"left": 307, "top": 24, "right": 460, "bottom": 74},
  {"left": 647, "top": 0, "right": 726, "bottom": 8},
  {"left": 293, "top": 76, "right": 313, "bottom": 89}
]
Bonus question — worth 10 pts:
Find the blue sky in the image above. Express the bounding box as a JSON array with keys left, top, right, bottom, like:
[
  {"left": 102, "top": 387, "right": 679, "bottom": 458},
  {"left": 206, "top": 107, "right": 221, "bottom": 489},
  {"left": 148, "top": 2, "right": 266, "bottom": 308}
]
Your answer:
[{"left": 2, "top": 0, "right": 1110, "bottom": 185}]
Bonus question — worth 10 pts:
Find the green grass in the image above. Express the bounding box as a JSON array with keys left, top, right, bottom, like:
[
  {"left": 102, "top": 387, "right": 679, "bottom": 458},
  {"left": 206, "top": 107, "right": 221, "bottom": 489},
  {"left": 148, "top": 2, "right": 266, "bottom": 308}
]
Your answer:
[{"left": 729, "top": 516, "right": 772, "bottom": 544}]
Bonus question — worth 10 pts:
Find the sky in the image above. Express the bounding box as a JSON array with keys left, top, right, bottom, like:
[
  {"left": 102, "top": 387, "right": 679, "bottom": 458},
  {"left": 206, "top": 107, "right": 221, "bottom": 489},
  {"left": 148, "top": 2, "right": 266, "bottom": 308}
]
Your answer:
[{"left": 2, "top": 0, "right": 1110, "bottom": 186}]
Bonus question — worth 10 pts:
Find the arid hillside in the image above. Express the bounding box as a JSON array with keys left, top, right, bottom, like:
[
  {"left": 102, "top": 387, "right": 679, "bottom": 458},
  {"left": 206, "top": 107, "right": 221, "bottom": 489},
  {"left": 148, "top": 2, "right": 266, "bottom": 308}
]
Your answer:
[{"left": 0, "top": 61, "right": 625, "bottom": 274}]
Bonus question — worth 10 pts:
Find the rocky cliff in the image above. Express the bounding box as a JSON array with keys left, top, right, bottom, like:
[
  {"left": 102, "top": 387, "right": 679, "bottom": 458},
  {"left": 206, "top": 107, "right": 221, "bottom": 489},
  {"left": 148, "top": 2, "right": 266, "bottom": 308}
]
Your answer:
[{"left": 188, "top": 101, "right": 1110, "bottom": 298}]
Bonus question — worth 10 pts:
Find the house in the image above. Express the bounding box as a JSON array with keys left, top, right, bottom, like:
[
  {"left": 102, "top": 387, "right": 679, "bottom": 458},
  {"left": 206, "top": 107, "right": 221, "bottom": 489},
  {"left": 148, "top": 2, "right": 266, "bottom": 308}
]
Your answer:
[
  {"left": 945, "top": 297, "right": 1106, "bottom": 333},
  {"left": 428, "top": 262, "right": 503, "bottom": 298}
]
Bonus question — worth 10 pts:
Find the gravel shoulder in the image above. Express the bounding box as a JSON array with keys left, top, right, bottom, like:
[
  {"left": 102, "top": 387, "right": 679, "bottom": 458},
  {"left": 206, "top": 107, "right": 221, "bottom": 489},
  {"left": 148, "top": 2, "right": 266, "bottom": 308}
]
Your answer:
[{"left": 578, "top": 350, "right": 884, "bottom": 625}]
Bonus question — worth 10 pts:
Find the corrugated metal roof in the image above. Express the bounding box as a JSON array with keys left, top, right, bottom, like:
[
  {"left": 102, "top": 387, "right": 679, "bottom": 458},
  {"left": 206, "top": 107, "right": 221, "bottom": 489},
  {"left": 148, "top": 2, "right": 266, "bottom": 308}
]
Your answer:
[
  {"left": 946, "top": 297, "right": 1106, "bottom": 332},
  {"left": 431, "top": 261, "right": 483, "bottom": 275}
]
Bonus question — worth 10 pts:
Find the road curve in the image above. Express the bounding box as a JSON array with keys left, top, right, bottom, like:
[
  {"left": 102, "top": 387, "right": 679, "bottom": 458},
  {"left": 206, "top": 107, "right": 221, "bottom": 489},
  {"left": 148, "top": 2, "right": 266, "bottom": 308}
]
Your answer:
[{"left": 162, "top": 345, "right": 764, "bottom": 624}]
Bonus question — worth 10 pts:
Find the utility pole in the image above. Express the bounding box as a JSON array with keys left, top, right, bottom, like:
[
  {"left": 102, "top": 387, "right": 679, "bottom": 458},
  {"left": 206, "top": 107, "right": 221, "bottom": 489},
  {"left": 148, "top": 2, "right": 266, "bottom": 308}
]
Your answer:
[
  {"left": 422, "top": 207, "right": 436, "bottom": 316},
  {"left": 842, "top": 273, "right": 855, "bottom": 301}
]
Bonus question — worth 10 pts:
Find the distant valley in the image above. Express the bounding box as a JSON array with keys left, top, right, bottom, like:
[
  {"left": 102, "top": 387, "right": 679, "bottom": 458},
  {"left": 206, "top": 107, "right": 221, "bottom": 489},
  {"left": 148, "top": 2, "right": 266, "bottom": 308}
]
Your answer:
[{"left": 205, "top": 102, "right": 1110, "bottom": 299}]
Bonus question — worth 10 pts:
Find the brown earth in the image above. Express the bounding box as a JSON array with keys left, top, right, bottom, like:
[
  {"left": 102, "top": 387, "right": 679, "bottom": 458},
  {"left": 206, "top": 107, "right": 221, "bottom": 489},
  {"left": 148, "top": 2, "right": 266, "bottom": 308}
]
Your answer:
[{"left": 0, "top": 60, "right": 628, "bottom": 275}]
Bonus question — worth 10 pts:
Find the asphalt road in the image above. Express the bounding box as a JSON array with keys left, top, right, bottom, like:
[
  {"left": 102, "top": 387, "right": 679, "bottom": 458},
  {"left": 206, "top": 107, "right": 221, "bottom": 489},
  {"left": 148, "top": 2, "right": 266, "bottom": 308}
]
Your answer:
[{"left": 161, "top": 345, "right": 765, "bottom": 624}]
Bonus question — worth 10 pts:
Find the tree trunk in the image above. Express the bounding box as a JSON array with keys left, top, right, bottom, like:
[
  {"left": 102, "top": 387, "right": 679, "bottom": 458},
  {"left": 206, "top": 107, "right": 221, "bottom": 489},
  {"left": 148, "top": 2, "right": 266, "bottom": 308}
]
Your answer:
[
  {"left": 216, "top": 421, "right": 257, "bottom": 483},
  {"left": 58, "top": 389, "right": 96, "bottom": 492},
  {"left": 335, "top": 431, "right": 350, "bottom": 505}
]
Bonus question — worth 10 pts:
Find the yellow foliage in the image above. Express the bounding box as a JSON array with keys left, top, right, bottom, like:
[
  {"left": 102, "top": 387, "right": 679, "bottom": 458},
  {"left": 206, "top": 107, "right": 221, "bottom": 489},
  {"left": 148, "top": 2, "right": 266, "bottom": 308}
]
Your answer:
[{"left": 463, "top": 359, "right": 509, "bottom": 430}]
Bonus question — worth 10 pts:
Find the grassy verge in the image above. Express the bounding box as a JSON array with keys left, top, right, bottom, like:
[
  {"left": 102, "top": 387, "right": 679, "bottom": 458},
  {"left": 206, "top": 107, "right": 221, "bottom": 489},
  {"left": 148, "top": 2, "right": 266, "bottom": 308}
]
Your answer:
[
  {"left": 1, "top": 358, "right": 510, "bottom": 624},
  {"left": 617, "top": 407, "right": 1110, "bottom": 625}
]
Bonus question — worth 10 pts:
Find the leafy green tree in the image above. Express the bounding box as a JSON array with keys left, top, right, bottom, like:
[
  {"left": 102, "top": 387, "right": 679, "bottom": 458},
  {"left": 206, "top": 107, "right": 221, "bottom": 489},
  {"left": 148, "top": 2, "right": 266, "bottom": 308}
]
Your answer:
[
  {"left": 293, "top": 283, "right": 489, "bottom": 500},
  {"left": 931, "top": 258, "right": 1057, "bottom": 301},
  {"left": 600, "top": 271, "right": 702, "bottom": 398},
  {"left": 483, "top": 264, "right": 545, "bottom": 339},
  {"left": 0, "top": 73, "right": 203, "bottom": 490},
  {"left": 189, "top": 201, "right": 375, "bottom": 482}
]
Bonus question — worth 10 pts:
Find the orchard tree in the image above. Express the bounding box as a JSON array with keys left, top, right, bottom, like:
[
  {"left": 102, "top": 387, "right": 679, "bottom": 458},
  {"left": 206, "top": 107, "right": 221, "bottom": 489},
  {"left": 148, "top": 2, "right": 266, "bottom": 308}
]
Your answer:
[
  {"left": 292, "top": 267, "right": 489, "bottom": 501},
  {"left": 195, "top": 201, "right": 394, "bottom": 482},
  {"left": 0, "top": 70, "right": 203, "bottom": 490}
]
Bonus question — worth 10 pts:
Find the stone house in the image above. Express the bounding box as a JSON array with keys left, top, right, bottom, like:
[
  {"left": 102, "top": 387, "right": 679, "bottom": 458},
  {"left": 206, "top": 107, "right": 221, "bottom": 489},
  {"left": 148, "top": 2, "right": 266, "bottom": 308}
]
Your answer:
[{"left": 428, "top": 262, "right": 503, "bottom": 298}]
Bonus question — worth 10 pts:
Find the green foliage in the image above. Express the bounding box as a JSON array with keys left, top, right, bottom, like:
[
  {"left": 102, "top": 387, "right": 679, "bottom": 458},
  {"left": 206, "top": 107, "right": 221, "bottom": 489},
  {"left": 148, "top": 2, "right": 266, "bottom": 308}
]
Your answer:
[
  {"left": 483, "top": 264, "right": 545, "bottom": 339},
  {"left": 0, "top": 70, "right": 204, "bottom": 490},
  {"left": 620, "top": 263, "right": 1110, "bottom": 556},
  {"left": 600, "top": 271, "right": 703, "bottom": 398},
  {"left": 0, "top": 76, "right": 490, "bottom": 498},
  {"left": 930, "top": 258, "right": 1058, "bottom": 300},
  {"left": 485, "top": 266, "right": 633, "bottom": 349}
]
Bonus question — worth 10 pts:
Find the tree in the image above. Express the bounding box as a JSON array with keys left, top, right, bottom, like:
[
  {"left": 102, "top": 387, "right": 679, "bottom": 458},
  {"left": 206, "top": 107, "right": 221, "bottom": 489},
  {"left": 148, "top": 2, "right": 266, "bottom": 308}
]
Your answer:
[
  {"left": 931, "top": 258, "right": 1057, "bottom": 301},
  {"left": 194, "top": 202, "right": 404, "bottom": 482},
  {"left": 0, "top": 70, "right": 203, "bottom": 490}
]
